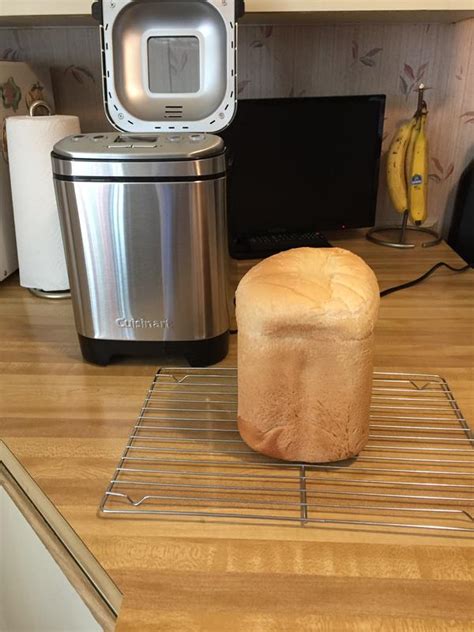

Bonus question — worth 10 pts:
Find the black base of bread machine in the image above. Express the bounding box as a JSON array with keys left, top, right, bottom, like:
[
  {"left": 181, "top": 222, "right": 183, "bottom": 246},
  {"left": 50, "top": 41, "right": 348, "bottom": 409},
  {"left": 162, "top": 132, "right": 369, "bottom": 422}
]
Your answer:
[{"left": 78, "top": 332, "right": 229, "bottom": 367}]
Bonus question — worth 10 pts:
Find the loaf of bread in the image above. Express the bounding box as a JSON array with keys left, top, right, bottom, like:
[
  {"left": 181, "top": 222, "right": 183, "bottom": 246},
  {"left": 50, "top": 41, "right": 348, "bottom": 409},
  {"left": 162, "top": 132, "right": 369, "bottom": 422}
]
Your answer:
[{"left": 236, "top": 247, "right": 380, "bottom": 463}]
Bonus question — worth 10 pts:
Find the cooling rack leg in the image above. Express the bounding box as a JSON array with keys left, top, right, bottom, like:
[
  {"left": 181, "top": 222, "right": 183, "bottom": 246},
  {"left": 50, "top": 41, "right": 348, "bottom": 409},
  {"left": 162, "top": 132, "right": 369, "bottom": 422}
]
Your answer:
[
  {"left": 300, "top": 465, "right": 308, "bottom": 525},
  {"left": 440, "top": 378, "right": 474, "bottom": 441}
]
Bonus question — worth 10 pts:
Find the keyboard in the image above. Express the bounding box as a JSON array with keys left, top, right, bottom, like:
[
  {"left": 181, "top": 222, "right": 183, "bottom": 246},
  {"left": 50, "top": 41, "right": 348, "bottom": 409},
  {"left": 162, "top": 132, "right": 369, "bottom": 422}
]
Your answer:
[{"left": 230, "top": 231, "right": 332, "bottom": 260}]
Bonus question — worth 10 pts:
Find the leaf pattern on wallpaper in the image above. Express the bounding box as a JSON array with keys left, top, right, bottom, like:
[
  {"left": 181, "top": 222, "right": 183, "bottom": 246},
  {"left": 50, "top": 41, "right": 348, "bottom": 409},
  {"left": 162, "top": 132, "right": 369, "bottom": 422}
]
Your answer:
[
  {"left": 399, "top": 75, "right": 409, "bottom": 96},
  {"left": 351, "top": 40, "right": 359, "bottom": 61},
  {"left": 432, "top": 157, "right": 444, "bottom": 174},
  {"left": 399, "top": 62, "right": 429, "bottom": 100},
  {"left": 249, "top": 24, "right": 273, "bottom": 48},
  {"left": 351, "top": 41, "right": 383, "bottom": 68},
  {"left": 417, "top": 63, "right": 429, "bottom": 80},
  {"left": 259, "top": 25, "right": 273, "bottom": 38},
  {"left": 288, "top": 87, "right": 306, "bottom": 98},
  {"left": 237, "top": 79, "right": 251, "bottom": 95},
  {"left": 460, "top": 111, "right": 474, "bottom": 124},
  {"left": 1, "top": 48, "right": 21, "bottom": 61},
  {"left": 456, "top": 66, "right": 464, "bottom": 81},
  {"left": 429, "top": 158, "right": 454, "bottom": 184},
  {"left": 64, "top": 65, "right": 96, "bottom": 84},
  {"left": 404, "top": 64, "right": 415, "bottom": 81}
]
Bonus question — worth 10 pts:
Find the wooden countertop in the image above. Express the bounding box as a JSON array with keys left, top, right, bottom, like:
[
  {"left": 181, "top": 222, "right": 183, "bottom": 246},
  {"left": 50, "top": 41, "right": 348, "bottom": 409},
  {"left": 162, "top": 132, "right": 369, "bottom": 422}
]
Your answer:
[{"left": 1, "top": 232, "right": 473, "bottom": 631}]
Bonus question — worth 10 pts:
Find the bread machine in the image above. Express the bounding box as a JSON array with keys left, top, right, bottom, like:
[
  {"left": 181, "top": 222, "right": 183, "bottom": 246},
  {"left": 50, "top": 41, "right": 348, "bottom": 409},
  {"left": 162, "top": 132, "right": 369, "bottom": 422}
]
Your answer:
[{"left": 52, "top": 0, "right": 244, "bottom": 366}]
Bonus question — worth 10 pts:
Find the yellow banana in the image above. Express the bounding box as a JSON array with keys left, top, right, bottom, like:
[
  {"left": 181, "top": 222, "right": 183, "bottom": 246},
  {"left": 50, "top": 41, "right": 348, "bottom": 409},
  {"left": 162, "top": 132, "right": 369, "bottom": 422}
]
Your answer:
[
  {"left": 408, "top": 113, "right": 428, "bottom": 225},
  {"left": 386, "top": 119, "right": 416, "bottom": 214}
]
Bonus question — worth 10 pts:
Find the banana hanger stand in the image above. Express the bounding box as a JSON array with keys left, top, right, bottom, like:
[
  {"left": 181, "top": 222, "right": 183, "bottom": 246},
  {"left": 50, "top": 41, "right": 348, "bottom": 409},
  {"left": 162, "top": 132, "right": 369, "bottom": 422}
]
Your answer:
[{"left": 367, "top": 85, "right": 442, "bottom": 249}]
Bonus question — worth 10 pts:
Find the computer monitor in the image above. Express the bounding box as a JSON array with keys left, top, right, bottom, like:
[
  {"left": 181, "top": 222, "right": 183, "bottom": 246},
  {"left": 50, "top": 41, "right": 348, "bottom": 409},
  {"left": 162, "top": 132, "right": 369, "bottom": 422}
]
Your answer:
[{"left": 222, "top": 95, "right": 386, "bottom": 258}]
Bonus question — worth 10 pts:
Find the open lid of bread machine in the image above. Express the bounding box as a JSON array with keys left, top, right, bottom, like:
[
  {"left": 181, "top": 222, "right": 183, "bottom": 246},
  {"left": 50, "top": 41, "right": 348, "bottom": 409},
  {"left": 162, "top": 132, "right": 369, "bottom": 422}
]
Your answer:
[{"left": 92, "top": 0, "right": 244, "bottom": 134}]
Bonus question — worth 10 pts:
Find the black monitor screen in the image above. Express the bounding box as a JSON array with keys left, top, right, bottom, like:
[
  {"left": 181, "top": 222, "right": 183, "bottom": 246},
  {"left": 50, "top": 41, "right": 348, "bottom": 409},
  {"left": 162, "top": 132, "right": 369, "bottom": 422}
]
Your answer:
[{"left": 222, "top": 95, "right": 385, "bottom": 242}]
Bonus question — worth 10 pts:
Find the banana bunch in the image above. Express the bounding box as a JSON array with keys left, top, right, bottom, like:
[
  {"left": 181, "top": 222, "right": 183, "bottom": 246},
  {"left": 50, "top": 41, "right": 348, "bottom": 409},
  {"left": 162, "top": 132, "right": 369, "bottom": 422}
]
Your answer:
[{"left": 386, "top": 109, "right": 428, "bottom": 225}]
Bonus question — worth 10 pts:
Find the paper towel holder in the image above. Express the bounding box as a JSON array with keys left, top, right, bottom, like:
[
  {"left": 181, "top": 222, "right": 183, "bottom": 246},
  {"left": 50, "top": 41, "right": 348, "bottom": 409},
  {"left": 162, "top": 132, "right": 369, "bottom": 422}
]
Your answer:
[
  {"left": 28, "top": 287, "right": 69, "bottom": 299},
  {"left": 28, "top": 99, "right": 71, "bottom": 300},
  {"left": 3, "top": 101, "right": 54, "bottom": 165},
  {"left": 29, "top": 100, "right": 53, "bottom": 117}
]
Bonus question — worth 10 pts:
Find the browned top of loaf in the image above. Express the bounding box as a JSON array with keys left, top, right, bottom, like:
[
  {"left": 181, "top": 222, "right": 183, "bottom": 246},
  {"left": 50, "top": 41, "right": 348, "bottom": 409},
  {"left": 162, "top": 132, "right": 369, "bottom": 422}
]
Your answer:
[{"left": 235, "top": 247, "right": 380, "bottom": 339}]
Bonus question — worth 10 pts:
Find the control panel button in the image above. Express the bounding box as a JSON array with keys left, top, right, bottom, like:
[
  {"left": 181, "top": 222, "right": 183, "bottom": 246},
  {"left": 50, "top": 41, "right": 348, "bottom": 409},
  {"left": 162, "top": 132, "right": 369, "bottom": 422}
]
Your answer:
[
  {"left": 168, "top": 135, "right": 182, "bottom": 142},
  {"left": 190, "top": 133, "right": 205, "bottom": 142},
  {"left": 72, "top": 135, "right": 84, "bottom": 140},
  {"left": 92, "top": 135, "right": 105, "bottom": 140}
]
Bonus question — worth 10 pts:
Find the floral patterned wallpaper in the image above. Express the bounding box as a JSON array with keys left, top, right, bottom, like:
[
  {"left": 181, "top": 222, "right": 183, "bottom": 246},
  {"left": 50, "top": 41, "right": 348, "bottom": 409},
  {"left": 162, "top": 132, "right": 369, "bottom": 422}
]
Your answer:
[
  {"left": 0, "top": 19, "right": 473, "bottom": 231},
  {"left": 237, "top": 21, "right": 474, "bottom": 231}
]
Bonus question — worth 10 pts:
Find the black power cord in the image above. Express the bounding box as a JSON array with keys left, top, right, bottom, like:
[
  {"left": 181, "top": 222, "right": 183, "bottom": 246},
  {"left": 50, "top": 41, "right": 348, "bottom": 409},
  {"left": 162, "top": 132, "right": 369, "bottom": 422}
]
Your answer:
[
  {"left": 379, "top": 261, "right": 471, "bottom": 297},
  {"left": 229, "top": 260, "right": 471, "bottom": 334}
]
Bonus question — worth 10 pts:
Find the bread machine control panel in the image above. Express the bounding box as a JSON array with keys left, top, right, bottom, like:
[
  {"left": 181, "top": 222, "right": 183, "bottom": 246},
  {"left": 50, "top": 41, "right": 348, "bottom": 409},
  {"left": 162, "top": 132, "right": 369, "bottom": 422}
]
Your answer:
[{"left": 55, "top": 132, "right": 225, "bottom": 161}]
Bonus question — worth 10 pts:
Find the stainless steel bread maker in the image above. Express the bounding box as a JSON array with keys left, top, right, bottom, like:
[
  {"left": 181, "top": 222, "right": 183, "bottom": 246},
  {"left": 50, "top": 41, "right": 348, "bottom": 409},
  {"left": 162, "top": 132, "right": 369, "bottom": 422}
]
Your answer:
[{"left": 52, "top": 0, "right": 244, "bottom": 366}]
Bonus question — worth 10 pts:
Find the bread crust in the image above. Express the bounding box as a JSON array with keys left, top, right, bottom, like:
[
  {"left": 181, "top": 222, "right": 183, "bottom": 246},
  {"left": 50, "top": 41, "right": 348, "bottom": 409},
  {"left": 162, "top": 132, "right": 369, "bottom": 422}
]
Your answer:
[{"left": 236, "top": 247, "right": 379, "bottom": 463}]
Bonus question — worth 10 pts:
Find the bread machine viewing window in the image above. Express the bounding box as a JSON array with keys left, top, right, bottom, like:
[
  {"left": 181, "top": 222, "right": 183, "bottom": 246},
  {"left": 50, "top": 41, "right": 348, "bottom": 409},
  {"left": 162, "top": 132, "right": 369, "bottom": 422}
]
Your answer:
[{"left": 148, "top": 36, "right": 200, "bottom": 94}]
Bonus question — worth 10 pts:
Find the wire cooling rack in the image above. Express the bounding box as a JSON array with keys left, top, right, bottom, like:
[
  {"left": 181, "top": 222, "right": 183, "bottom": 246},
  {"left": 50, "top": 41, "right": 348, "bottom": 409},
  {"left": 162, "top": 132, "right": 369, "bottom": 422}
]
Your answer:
[{"left": 99, "top": 369, "right": 474, "bottom": 533}]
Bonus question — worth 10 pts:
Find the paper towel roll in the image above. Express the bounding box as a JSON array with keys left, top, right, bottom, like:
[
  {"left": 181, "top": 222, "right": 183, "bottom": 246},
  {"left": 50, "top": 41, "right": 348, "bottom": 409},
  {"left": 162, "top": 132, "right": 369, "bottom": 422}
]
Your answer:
[{"left": 6, "top": 115, "right": 80, "bottom": 291}]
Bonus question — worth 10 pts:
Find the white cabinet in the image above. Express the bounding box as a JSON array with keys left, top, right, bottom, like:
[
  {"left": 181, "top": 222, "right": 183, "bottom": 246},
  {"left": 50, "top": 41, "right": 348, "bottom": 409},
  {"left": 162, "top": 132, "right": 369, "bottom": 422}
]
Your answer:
[
  {"left": 0, "top": 487, "right": 102, "bottom": 632},
  {"left": 0, "top": 442, "right": 120, "bottom": 632},
  {"left": 0, "top": 1, "right": 91, "bottom": 17},
  {"left": 251, "top": 0, "right": 474, "bottom": 8},
  {"left": 1, "top": 0, "right": 474, "bottom": 22}
]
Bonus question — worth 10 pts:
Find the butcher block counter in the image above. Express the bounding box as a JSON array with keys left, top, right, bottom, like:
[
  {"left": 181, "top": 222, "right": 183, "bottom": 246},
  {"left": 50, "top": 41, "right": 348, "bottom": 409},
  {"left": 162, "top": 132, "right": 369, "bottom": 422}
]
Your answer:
[{"left": 1, "top": 232, "right": 473, "bottom": 631}]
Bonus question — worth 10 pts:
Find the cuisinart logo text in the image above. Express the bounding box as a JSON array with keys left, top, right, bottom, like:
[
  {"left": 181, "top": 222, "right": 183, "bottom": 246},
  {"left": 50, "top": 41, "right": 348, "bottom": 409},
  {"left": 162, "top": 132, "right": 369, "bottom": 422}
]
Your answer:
[{"left": 116, "top": 318, "right": 173, "bottom": 329}]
